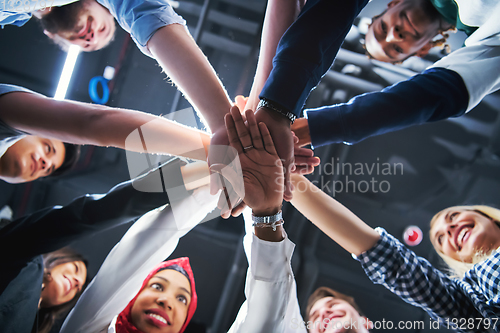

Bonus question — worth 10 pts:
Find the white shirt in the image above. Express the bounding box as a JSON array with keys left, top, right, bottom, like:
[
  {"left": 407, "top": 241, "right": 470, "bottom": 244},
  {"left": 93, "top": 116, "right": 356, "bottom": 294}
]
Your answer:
[
  {"left": 61, "top": 194, "right": 307, "bottom": 333},
  {"left": 60, "top": 186, "right": 218, "bottom": 333},
  {"left": 431, "top": 0, "right": 500, "bottom": 111}
]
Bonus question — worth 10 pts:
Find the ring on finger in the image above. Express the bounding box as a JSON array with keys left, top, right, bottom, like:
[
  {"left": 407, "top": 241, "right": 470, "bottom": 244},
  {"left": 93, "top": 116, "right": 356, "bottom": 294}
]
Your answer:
[{"left": 243, "top": 145, "right": 254, "bottom": 151}]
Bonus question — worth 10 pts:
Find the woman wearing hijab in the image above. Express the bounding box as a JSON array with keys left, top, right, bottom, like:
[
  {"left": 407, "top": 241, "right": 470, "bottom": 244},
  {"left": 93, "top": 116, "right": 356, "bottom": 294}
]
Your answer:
[
  {"left": 114, "top": 257, "right": 197, "bottom": 333},
  {"left": 0, "top": 157, "right": 215, "bottom": 333},
  {"left": 62, "top": 106, "right": 316, "bottom": 333}
]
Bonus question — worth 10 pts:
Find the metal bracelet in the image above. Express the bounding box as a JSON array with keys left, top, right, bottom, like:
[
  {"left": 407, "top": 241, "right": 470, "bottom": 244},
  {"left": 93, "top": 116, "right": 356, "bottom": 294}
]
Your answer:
[{"left": 257, "top": 98, "right": 296, "bottom": 124}]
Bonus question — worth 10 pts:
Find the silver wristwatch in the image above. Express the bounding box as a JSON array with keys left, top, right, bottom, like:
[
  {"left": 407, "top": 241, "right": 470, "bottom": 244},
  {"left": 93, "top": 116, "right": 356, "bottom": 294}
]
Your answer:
[{"left": 252, "top": 210, "right": 283, "bottom": 231}]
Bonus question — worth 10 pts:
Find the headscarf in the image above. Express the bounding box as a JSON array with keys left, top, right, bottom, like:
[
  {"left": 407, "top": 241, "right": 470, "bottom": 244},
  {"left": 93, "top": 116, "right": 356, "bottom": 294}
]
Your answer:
[{"left": 115, "top": 257, "right": 197, "bottom": 333}]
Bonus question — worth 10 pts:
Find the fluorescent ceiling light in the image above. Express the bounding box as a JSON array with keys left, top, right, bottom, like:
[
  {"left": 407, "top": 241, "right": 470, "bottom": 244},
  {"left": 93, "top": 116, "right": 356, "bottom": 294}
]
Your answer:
[{"left": 54, "top": 45, "right": 80, "bottom": 100}]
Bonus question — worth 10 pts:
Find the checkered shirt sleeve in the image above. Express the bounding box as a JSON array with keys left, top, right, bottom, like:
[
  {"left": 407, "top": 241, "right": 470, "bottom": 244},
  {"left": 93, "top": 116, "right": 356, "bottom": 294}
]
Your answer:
[
  {"left": 357, "top": 228, "right": 488, "bottom": 333},
  {"left": 460, "top": 251, "right": 500, "bottom": 328}
]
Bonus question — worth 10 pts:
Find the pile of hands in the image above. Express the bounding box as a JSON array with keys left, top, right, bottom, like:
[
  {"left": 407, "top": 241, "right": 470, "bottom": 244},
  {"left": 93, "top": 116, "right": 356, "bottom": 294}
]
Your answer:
[{"left": 208, "top": 97, "right": 320, "bottom": 218}]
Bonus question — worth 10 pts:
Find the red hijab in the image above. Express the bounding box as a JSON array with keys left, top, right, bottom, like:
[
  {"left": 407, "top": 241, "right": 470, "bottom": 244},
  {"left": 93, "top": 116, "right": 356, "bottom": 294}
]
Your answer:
[{"left": 115, "top": 257, "right": 197, "bottom": 333}]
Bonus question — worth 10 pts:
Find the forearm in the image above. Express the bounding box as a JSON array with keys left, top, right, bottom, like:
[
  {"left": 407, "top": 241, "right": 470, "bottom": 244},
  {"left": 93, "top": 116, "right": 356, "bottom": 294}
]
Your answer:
[
  {"left": 246, "top": 0, "right": 305, "bottom": 111},
  {"left": 290, "top": 174, "right": 379, "bottom": 255},
  {"left": 259, "top": 0, "right": 369, "bottom": 116},
  {"left": 304, "top": 67, "right": 469, "bottom": 147},
  {"left": 0, "top": 176, "right": 170, "bottom": 263},
  {"left": 0, "top": 92, "right": 210, "bottom": 160},
  {"left": 148, "top": 24, "right": 232, "bottom": 132}
]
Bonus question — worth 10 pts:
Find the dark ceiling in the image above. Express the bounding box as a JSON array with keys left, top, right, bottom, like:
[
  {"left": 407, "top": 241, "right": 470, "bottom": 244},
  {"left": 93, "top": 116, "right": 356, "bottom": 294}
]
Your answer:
[{"left": 1, "top": 0, "right": 499, "bottom": 332}]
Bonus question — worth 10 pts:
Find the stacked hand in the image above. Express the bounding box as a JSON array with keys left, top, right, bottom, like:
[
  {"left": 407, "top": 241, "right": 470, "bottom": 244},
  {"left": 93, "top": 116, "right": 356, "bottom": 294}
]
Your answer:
[
  {"left": 208, "top": 105, "right": 319, "bottom": 218},
  {"left": 211, "top": 106, "right": 284, "bottom": 217}
]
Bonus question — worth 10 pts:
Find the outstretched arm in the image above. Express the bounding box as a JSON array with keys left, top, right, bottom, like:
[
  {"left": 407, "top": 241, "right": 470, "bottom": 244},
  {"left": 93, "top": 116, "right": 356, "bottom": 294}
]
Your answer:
[
  {"left": 290, "top": 174, "right": 379, "bottom": 256},
  {"left": 245, "top": 0, "right": 306, "bottom": 111},
  {"left": 148, "top": 24, "right": 232, "bottom": 133},
  {"left": 0, "top": 90, "right": 210, "bottom": 161},
  {"left": 304, "top": 67, "right": 469, "bottom": 148}
]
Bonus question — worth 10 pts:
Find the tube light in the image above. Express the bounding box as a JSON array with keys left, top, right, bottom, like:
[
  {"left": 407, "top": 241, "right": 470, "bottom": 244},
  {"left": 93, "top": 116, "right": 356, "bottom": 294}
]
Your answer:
[{"left": 54, "top": 45, "right": 80, "bottom": 100}]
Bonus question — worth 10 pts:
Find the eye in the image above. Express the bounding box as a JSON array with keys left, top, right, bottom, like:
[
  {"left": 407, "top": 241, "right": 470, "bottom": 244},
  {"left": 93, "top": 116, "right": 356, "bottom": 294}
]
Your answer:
[
  {"left": 74, "top": 263, "right": 79, "bottom": 273},
  {"left": 449, "top": 212, "right": 459, "bottom": 220},
  {"left": 150, "top": 283, "right": 163, "bottom": 291},
  {"left": 394, "top": 45, "right": 403, "bottom": 53},
  {"left": 381, "top": 20, "right": 387, "bottom": 33},
  {"left": 177, "top": 295, "right": 188, "bottom": 305},
  {"left": 45, "top": 143, "right": 51, "bottom": 154},
  {"left": 437, "top": 234, "right": 443, "bottom": 246}
]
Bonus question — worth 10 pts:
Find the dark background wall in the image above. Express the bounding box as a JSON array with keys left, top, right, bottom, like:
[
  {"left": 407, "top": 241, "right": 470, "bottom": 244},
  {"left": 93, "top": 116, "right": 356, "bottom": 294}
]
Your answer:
[{"left": 1, "top": 0, "right": 499, "bottom": 332}]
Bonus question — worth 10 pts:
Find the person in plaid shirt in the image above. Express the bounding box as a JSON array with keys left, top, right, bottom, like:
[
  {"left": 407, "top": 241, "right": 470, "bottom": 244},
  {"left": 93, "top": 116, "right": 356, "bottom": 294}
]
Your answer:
[{"left": 290, "top": 174, "right": 500, "bottom": 332}]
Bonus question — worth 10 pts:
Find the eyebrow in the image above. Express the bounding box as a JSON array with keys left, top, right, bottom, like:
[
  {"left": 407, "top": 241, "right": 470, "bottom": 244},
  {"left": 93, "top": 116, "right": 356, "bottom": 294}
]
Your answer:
[{"left": 154, "top": 276, "right": 192, "bottom": 296}]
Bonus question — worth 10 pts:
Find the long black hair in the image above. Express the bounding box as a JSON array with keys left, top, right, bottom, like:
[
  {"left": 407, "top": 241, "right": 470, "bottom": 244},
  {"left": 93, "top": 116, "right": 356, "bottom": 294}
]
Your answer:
[{"left": 36, "top": 247, "right": 89, "bottom": 333}]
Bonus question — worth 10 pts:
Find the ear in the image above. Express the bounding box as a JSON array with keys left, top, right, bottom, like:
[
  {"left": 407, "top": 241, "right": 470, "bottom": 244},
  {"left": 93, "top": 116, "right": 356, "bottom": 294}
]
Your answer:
[
  {"left": 387, "top": 0, "right": 401, "bottom": 9},
  {"left": 415, "top": 42, "right": 433, "bottom": 58}
]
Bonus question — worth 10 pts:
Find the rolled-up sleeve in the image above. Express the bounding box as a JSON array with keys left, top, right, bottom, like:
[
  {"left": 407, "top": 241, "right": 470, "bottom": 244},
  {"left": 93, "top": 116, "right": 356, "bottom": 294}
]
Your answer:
[{"left": 98, "top": 0, "right": 186, "bottom": 57}]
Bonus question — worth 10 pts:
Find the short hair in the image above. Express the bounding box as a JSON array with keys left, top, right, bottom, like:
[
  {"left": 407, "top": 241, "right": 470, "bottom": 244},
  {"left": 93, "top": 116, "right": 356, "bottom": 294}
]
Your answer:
[
  {"left": 49, "top": 143, "right": 81, "bottom": 178},
  {"left": 306, "top": 286, "right": 364, "bottom": 322},
  {"left": 38, "top": 247, "right": 89, "bottom": 333},
  {"left": 430, "top": 205, "right": 500, "bottom": 278},
  {"left": 37, "top": 0, "right": 115, "bottom": 51}
]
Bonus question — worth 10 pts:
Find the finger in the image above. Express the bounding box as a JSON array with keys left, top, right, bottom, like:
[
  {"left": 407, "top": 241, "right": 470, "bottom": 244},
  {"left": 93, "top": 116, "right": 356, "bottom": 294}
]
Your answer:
[
  {"left": 230, "top": 106, "right": 253, "bottom": 149},
  {"left": 258, "top": 122, "right": 278, "bottom": 156},
  {"left": 217, "top": 176, "right": 234, "bottom": 218},
  {"left": 231, "top": 201, "right": 248, "bottom": 217},
  {"left": 283, "top": 158, "right": 294, "bottom": 201},
  {"left": 293, "top": 165, "right": 315, "bottom": 175},
  {"left": 234, "top": 95, "right": 247, "bottom": 111},
  {"left": 294, "top": 146, "right": 315, "bottom": 157},
  {"left": 224, "top": 113, "right": 244, "bottom": 154},
  {"left": 245, "top": 110, "right": 264, "bottom": 150},
  {"left": 295, "top": 155, "right": 321, "bottom": 167}
]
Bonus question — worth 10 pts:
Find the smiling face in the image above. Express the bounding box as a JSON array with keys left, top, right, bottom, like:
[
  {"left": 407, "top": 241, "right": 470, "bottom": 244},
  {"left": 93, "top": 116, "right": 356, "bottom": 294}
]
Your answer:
[
  {"left": 42, "top": 0, "right": 116, "bottom": 52},
  {"left": 0, "top": 136, "right": 66, "bottom": 183},
  {"left": 431, "top": 209, "right": 500, "bottom": 262},
  {"left": 365, "top": 0, "right": 442, "bottom": 62},
  {"left": 308, "top": 297, "right": 370, "bottom": 333},
  {"left": 40, "top": 261, "right": 87, "bottom": 308},
  {"left": 131, "top": 270, "right": 192, "bottom": 333}
]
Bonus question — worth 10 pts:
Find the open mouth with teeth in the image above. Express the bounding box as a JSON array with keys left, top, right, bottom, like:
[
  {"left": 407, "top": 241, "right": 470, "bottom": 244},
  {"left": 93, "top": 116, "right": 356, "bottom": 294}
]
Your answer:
[
  {"left": 455, "top": 225, "right": 473, "bottom": 251},
  {"left": 145, "top": 310, "right": 171, "bottom": 327}
]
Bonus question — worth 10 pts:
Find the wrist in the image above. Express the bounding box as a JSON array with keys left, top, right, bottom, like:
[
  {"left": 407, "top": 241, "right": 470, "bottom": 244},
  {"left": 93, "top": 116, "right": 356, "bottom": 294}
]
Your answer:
[
  {"left": 257, "top": 98, "right": 295, "bottom": 125},
  {"left": 252, "top": 206, "right": 282, "bottom": 217}
]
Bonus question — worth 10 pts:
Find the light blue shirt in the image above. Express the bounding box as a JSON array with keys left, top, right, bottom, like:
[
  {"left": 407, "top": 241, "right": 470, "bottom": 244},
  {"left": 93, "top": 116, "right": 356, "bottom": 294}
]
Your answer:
[
  {"left": 0, "top": 0, "right": 186, "bottom": 57},
  {"left": 0, "top": 0, "right": 78, "bottom": 27}
]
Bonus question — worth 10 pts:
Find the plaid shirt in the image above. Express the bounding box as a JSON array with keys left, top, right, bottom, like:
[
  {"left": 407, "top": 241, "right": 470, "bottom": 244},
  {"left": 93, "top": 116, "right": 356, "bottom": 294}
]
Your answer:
[{"left": 357, "top": 228, "right": 500, "bottom": 333}]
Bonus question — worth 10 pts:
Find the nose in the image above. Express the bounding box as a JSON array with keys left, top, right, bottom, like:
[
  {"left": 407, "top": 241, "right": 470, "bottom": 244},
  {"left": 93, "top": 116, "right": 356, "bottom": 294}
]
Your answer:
[
  {"left": 157, "top": 295, "right": 173, "bottom": 310},
  {"left": 37, "top": 154, "right": 53, "bottom": 173},
  {"left": 319, "top": 306, "right": 332, "bottom": 320},
  {"left": 73, "top": 275, "right": 82, "bottom": 291},
  {"left": 386, "top": 26, "right": 403, "bottom": 42}
]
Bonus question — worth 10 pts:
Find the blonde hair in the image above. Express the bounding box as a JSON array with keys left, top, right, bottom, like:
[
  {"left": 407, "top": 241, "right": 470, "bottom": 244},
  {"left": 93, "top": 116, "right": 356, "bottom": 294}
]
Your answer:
[{"left": 430, "top": 205, "right": 500, "bottom": 278}]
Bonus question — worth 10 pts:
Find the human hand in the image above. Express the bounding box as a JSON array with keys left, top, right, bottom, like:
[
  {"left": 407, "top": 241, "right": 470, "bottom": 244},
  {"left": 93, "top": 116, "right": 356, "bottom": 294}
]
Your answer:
[
  {"left": 234, "top": 95, "right": 249, "bottom": 113},
  {"left": 290, "top": 118, "right": 311, "bottom": 147},
  {"left": 292, "top": 132, "right": 320, "bottom": 175},
  {"left": 227, "top": 132, "right": 319, "bottom": 217},
  {"left": 214, "top": 106, "right": 284, "bottom": 217},
  {"left": 254, "top": 106, "right": 294, "bottom": 201}
]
